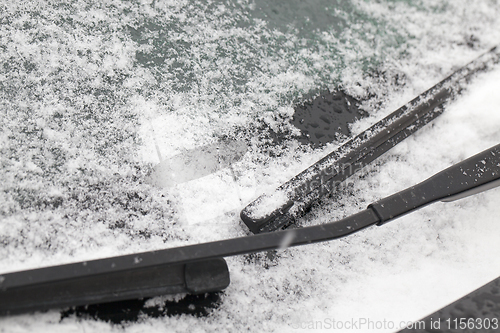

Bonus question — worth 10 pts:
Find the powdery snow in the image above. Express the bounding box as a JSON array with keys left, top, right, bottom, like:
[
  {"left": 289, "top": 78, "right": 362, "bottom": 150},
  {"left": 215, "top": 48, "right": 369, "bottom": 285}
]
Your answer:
[{"left": 1, "top": 1, "right": 500, "bottom": 332}]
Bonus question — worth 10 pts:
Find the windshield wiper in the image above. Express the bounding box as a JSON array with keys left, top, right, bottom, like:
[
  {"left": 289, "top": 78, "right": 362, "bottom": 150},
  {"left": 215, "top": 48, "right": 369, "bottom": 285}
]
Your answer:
[
  {"left": 1, "top": 143, "right": 499, "bottom": 315},
  {"left": 241, "top": 45, "right": 500, "bottom": 233}
]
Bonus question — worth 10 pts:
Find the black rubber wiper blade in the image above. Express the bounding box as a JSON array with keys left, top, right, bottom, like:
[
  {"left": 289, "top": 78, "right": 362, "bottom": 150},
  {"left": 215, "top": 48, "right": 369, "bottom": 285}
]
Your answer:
[
  {"left": 1, "top": 144, "right": 500, "bottom": 315},
  {"left": 0, "top": 258, "right": 231, "bottom": 316},
  {"left": 0, "top": 210, "right": 380, "bottom": 316},
  {"left": 240, "top": 46, "right": 500, "bottom": 233}
]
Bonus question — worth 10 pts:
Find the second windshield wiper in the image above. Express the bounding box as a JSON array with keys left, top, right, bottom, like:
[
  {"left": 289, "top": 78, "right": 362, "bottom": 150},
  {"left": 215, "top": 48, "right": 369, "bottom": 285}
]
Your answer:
[{"left": 1, "top": 143, "right": 499, "bottom": 315}]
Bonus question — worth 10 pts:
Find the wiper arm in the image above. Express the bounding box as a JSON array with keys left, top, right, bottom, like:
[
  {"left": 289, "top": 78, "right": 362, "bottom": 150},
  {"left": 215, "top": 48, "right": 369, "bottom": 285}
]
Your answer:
[
  {"left": 370, "top": 144, "right": 500, "bottom": 224},
  {"left": 1, "top": 144, "right": 499, "bottom": 315}
]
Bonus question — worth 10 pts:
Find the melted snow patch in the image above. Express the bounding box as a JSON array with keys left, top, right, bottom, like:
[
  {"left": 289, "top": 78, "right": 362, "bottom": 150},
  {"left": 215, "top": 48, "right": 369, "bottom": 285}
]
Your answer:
[{"left": 148, "top": 140, "right": 247, "bottom": 188}]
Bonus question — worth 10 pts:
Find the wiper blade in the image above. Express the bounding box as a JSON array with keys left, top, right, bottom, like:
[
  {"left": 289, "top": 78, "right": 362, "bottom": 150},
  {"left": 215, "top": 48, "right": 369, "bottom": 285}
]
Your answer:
[
  {"left": 1, "top": 144, "right": 499, "bottom": 315},
  {"left": 240, "top": 46, "right": 500, "bottom": 233}
]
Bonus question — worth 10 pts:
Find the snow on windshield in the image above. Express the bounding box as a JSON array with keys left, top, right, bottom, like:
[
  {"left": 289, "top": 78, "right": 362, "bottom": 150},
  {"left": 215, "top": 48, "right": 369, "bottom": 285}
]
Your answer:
[{"left": 1, "top": 0, "right": 500, "bottom": 332}]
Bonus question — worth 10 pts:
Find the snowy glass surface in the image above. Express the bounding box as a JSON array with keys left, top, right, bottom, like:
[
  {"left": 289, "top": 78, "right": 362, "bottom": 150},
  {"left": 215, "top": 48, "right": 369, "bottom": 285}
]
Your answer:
[{"left": 1, "top": 0, "right": 500, "bottom": 332}]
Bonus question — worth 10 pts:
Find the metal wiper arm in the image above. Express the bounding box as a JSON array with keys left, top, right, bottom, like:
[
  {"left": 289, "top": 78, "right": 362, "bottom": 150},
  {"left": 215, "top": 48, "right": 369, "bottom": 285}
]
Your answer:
[{"left": 1, "top": 144, "right": 499, "bottom": 315}]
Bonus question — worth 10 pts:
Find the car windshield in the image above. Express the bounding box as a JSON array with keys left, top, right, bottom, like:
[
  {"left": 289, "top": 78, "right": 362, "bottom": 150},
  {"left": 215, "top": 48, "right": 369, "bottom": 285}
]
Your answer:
[{"left": 1, "top": 0, "right": 500, "bottom": 330}]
